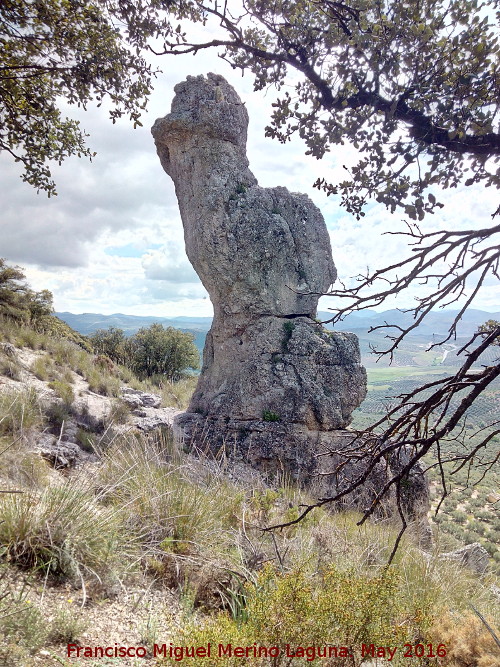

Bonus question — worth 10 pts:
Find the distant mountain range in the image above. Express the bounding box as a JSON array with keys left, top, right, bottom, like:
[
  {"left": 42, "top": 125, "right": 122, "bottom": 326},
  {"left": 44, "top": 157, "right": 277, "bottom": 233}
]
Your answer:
[
  {"left": 55, "top": 312, "right": 210, "bottom": 351},
  {"left": 56, "top": 308, "right": 499, "bottom": 354},
  {"left": 320, "top": 308, "right": 500, "bottom": 339}
]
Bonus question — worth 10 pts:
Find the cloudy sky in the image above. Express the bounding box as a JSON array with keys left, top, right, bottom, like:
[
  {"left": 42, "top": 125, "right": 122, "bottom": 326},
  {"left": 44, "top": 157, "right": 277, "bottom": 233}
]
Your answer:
[{"left": 1, "top": 27, "right": 498, "bottom": 317}]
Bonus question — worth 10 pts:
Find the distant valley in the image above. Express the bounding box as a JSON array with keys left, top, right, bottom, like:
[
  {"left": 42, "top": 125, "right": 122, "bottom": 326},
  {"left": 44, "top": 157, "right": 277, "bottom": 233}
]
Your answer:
[{"left": 56, "top": 307, "right": 500, "bottom": 368}]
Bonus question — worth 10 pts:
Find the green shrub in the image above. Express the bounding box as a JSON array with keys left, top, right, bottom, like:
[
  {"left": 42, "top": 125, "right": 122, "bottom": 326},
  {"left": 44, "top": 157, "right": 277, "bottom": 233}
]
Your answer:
[
  {"left": 160, "top": 564, "right": 420, "bottom": 666},
  {"left": 31, "top": 355, "right": 53, "bottom": 380},
  {"left": 0, "top": 352, "right": 21, "bottom": 380},
  {"left": 48, "top": 380, "right": 74, "bottom": 407},
  {"left": 0, "top": 598, "right": 49, "bottom": 656},
  {"left": 126, "top": 323, "right": 200, "bottom": 380},
  {"left": 250, "top": 489, "right": 281, "bottom": 520},
  {"left": 47, "top": 606, "right": 88, "bottom": 644},
  {"left": 97, "top": 437, "right": 239, "bottom": 556},
  {"left": 86, "top": 369, "right": 121, "bottom": 396},
  {"left": 450, "top": 509, "right": 467, "bottom": 524},
  {"left": 44, "top": 401, "right": 71, "bottom": 430},
  {"left": 282, "top": 320, "right": 295, "bottom": 351}
]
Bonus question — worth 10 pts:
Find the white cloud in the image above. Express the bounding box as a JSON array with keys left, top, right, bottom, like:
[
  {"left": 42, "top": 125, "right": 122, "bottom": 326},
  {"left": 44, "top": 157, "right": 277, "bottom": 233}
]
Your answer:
[
  {"left": 142, "top": 243, "right": 200, "bottom": 283},
  {"left": 1, "top": 37, "right": 498, "bottom": 318}
]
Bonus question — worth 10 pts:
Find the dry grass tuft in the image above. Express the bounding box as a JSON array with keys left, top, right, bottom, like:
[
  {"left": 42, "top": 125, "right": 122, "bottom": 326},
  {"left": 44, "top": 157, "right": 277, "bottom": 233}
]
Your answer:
[{"left": 429, "top": 611, "right": 500, "bottom": 666}]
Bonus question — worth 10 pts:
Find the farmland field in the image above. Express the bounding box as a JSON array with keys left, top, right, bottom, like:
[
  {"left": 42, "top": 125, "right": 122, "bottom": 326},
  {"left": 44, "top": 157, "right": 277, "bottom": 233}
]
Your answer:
[{"left": 351, "top": 338, "right": 500, "bottom": 574}]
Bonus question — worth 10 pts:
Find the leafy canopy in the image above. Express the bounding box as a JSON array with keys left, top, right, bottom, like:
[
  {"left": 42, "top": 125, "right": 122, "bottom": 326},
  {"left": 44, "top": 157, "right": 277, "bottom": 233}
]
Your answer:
[
  {"left": 0, "top": 0, "right": 156, "bottom": 195},
  {"left": 0, "top": 258, "right": 53, "bottom": 323},
  {"left": 127, "top": 323, "right": 200, "bottom": 380},
  {"left": 4, "top": 0, "right": 498, "bottom": 212},
  {"left": 90, "top": 323, "right": 200, "bottom": 380},
  {"left": 90, "top": 326, "right": 129, "bottom": 366},
  {"left": 153, "top": 0, "right": 499, "bottom": 219}
]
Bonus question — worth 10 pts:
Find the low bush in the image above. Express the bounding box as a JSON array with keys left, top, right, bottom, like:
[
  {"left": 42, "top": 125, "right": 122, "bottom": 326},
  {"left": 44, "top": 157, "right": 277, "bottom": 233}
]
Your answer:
[
  {"left": 44, "top": 401, "right": 72, "bottom": 431},
  {"left": 47, "top": 606, "right": 88, "bottom": 644},
  {"left": 97, "top": 436, "right": 241, "bottom": 556},
  {"left": 47, "top": 380, "right": 74, "bottom": 407},
  {"left": 0, "top": 352, "right": 21, "bottom": 380},
  {"left": 0, "top": 388, "right": 42, "bottom": 436},
  {"left": 151, "top": 374, "right": 198, "bottom": 410},
  {"left": 0, "top": 480, "right": 134, "bottom": 582},
  {"left": 75, "top": 427, "right": 96, "bottom": 453},
  {"left": 428, "top": 611, "right": 500, "bottom": 667},
  {"left": 30, "top": 355, "right": 56, "bottom": 381},
  {"left": 86, "top": 369, "right": 121, "bottom": 396},
  {"left": 14, "top": 328, "right": 45, "bottom": 350},
  {"left": 160, "top": 564, "right": 421, "bottom": 666},
  {"left": 0, "top": 598, "right": 49, "bottom": 659}
]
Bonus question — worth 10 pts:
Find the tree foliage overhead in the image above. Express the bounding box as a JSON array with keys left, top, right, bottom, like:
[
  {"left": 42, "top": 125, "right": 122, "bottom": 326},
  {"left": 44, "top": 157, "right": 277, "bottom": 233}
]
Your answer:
[
  {"left": 0, "top": 0, "right": 156, "bottom": 195},
  {"left": 154, "top": 0, "right": 499, "bottom": 219},
  {"left": 3, "top": 0, "right": 498, "bottom": 208}
]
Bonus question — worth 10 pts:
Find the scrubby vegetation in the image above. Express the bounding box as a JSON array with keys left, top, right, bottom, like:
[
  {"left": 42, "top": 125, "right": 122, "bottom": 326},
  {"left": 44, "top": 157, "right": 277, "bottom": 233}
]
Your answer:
[
  {"left": 90, "top": 321, "right": 200, "bottom": 381},
  {"left": 1, "top": 428, "right": 499, "bottom": 665},
  {"left": 0, "top": 267, "right": 498, "bottom": 665}
]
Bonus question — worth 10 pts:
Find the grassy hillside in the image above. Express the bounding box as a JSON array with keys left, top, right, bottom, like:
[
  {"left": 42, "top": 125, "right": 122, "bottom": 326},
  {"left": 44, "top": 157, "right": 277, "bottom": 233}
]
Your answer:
[{"left": 0, "top": 316, "right": 499, "bottom": 665}]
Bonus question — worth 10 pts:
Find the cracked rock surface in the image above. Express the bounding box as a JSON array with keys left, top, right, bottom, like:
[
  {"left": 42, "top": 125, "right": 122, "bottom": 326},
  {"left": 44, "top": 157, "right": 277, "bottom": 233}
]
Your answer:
[
  {"left": 152, "top": 73, "right": 366, "bottom": 431},
  {"left": 153, "top": 74, "right": 429, "bottom": 532}
]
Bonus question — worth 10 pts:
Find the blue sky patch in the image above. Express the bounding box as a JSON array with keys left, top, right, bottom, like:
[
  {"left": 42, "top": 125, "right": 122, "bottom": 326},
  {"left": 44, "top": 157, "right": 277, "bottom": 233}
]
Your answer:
[{"left": 105, "top": 243, "right": 162, "bottom": 258}]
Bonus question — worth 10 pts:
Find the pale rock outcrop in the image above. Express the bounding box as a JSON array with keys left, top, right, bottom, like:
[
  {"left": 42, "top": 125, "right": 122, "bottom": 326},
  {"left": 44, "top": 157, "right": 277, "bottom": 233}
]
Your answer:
[
  {"left": 152, "top": 74, "right": 429, "bottom": 528},
  {"left": 121, "top": 387, "right": 162, "bottom": 410},
  {"left": 439, "top": 542, "right": 490, "bottom": 574},
  {"left": 152, "top": 73, "right": 365, "bottom": 429}
]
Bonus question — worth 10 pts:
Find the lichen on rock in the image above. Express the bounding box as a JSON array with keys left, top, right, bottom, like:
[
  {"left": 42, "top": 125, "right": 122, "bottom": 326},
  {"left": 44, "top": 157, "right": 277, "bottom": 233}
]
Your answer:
[{"left": 152, "top": 73, "right": 429, "bottom": 533}]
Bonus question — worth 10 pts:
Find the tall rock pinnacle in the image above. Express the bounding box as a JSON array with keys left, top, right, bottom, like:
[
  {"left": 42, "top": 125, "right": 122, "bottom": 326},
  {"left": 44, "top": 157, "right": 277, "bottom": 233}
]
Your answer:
[
  {"left": 152, "top": 74, "right": 429, "bottom": 538},
  {"left": 152, "top": 73, "right": 366, "bottom": 431}
]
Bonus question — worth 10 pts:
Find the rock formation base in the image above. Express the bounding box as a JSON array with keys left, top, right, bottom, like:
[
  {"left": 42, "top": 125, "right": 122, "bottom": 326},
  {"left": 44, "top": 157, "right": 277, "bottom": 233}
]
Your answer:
[{"left": 153, "top": 73, "right": 429, "bottom": 538}]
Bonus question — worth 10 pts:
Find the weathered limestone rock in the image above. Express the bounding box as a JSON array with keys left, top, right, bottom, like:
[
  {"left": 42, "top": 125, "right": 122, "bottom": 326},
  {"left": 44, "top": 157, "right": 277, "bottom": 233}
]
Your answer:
[
  {"left": 439, "top": 542, "right": 490, "bottom": 574},
  {"left": 152, "top": 74, "right": 429, "bottom": 528},
  {"left": 152, "top": 73, "right": 365, "bottom": 428},
  {"left": 121, "top": 387, "right": 162, "bottom": 410}
]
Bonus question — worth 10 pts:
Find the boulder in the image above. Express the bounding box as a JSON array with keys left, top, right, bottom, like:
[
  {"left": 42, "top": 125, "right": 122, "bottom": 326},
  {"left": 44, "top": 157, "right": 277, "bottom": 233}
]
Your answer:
[
  {"left": 152, "top": 74, "right": 364, "bottom": 433},
  {"left": 439, "top": 542, "right": 490, "bottom": 574},
  {"left": 121, "top": 387, "right": 162, "bottom": 409},
  {"left": 35, "top": 432, "right": 96, "bottom": 469}
]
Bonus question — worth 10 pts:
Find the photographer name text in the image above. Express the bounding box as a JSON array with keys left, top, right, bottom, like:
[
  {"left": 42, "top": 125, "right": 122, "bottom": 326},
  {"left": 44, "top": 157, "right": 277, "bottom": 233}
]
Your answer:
[{"left": 67, "top": 642, "right": 447, "bottom": 661}]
